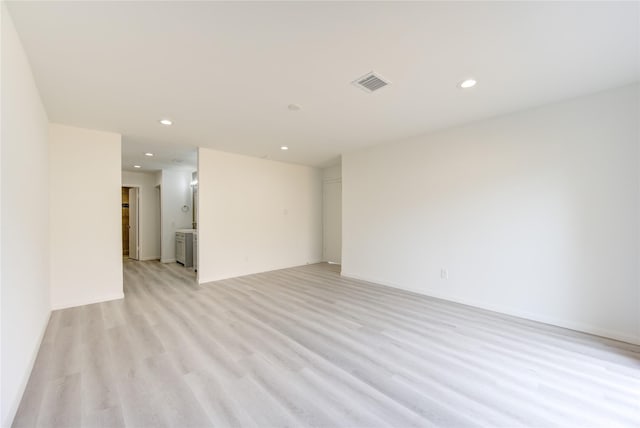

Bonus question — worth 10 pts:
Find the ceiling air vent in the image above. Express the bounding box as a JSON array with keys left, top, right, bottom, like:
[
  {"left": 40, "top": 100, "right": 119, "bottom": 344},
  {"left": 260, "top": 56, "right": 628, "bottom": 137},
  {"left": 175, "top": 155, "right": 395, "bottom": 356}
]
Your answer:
[{"left": 352, "top": 71, "right": 390, "bottom": 93}]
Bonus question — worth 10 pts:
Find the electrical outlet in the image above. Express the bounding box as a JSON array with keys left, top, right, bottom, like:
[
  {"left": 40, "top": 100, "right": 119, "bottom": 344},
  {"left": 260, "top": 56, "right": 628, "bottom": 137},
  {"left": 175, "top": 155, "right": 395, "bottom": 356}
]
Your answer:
[{"left": 440, "top": 268, "right": 449, "bottom": 280}]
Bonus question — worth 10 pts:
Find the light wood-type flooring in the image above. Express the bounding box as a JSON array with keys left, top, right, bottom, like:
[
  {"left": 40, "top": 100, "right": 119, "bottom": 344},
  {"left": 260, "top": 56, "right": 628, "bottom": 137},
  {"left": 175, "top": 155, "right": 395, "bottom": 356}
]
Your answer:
[{"left": 13, "top": 261, "right": 640, "bottom": 427}]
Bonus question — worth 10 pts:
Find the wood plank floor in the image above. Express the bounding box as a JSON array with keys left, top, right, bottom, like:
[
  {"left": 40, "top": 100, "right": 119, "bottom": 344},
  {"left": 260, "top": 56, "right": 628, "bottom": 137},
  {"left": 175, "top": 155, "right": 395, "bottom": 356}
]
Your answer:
[{"left": 13, "top": 261, "right": 640, "bottom": 428}]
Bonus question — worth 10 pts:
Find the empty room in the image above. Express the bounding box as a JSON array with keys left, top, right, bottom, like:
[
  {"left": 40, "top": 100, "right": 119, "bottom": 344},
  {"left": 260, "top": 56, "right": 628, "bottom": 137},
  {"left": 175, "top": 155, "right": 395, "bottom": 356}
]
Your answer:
[{"left": 2, "top": 1, "right": 639, "bottom": 427}]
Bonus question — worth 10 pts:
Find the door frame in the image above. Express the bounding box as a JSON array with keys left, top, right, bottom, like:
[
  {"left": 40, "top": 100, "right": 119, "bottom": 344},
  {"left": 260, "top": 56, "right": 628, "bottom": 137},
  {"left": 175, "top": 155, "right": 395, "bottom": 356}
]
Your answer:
[
  {"left": 121, "top": 186, "right": 132, "bottom": 257},
  {"left": 128, "top": 186, "right": 140, "bottom": 260},
  {"left": 121, "top": 183, "right": 141, "bottom": 261}
]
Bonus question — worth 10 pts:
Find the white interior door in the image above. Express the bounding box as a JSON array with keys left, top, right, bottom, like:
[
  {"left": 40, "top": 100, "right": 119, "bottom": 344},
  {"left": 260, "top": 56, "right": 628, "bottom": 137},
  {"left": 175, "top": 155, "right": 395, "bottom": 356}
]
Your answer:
[
  {"left": 323, "top": 179, "right": 342, "bottom": 264},
  {"left": 129, "top": 187, "right": 139, "bottom": 260}
]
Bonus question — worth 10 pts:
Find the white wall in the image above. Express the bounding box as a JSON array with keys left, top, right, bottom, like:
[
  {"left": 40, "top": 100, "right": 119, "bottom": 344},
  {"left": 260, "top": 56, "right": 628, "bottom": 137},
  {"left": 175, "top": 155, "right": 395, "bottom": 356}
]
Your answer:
[
  {"left": 122, "top": 171, "right": 160, "bottom": 261},
  {"left": 343, "top": 84, "right": 640, "bottom": 344},
  {"left": 1, "top": 5, "right": 51, "bottom": 426},
  {"left": 198, "top": 148, "right": 322, "bottom": 282},
  {"left": 49, "top": 124, "right": 123, "bottom": 309},
  {"left": 323, "top": 164, "right": 342, "bottom": 181},
  {"left": 323, "top": 164, "right": 342, "bottom": 263},
  {"left": 159, "top": 169, "right": 193, "bottom": 263}
]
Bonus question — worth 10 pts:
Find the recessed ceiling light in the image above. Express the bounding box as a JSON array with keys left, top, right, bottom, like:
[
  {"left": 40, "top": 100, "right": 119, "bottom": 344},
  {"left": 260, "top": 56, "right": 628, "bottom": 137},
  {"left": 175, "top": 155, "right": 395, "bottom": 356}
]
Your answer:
[
  {"left": 280, "top": 146, "right": 289, "bottom": 150},
  {"left": 133, "top": 165, "right": 141, "bottom": 168},
  {"left": 459, "top": 79, "right": 477, "bottom": 89},
  {"left": 287, "top": 104, "right": 301, "bottom": 111},
  {"left": 144, "top": 152, "right": 154, "bottom": 157},
  {"left": 159, "top": 119, "right": 173, "bottom": 126}
]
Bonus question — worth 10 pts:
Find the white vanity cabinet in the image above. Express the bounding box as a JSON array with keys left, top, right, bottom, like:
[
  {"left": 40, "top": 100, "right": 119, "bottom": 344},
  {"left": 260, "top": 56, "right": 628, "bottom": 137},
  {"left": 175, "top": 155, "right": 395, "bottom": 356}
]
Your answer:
[{"left": 176, "top": 230, "right": 194, "bottom": 267}]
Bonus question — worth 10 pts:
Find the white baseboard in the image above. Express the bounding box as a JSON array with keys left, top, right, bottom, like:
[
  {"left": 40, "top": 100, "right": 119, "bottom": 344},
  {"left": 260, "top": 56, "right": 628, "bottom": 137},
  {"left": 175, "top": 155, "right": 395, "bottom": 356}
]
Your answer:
[
  {"left": 341, "top": 271, "right": 640, "bottom": 346},
  {"left": 51, "top": 291, "right": 124, "bottom": 311},
  {"left": 3, "top": 309, "right": 51, "bottom": 428},
  {"left": 139, "top": 256, "right": 160, "bottom": 261},
  {"left": 161, "top": 258, "right": 176, "bottom": 264}
]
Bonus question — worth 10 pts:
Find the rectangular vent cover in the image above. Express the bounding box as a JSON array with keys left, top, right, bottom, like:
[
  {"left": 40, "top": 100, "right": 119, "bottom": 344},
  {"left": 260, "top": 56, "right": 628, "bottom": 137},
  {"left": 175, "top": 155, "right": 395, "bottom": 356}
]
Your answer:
[{"left": 352, "top": 71, "right": 390, "bottom": 93}]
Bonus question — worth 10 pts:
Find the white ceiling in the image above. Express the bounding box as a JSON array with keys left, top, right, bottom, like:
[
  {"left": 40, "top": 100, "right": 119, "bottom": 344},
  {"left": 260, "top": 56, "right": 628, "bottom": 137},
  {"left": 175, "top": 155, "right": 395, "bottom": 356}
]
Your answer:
[
  {"left": 7, "top": 1, "right": 639, "bottom": 168},
  {"left": 121, "top": 140, "right": 197, "bottom": 173}
]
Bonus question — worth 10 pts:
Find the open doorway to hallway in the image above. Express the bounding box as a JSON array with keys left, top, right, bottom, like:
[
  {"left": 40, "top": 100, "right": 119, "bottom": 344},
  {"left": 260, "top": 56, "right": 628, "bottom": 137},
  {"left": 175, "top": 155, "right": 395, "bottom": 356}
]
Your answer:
[
  {"left": 121, "top": 186, "right": 140, "bottom": 260},
  {"left": 122, "top": 187, "right": 130, "bottom": 257},
  {"left": 121, "top": 141, "right": 198, "bottom": 283}
]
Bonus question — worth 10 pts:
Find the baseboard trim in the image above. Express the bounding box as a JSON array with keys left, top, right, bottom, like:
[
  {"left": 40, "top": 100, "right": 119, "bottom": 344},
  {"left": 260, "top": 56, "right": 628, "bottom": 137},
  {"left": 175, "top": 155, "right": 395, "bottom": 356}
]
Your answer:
[
  {"left": 139, "top": 256, "right": 160, "bottom": 261},
  {"left": 51, "top": 292, "right": 124, "bottom": 311},
  {"left": 341, "top": 271, "right": 640, "bottom": 346},
  {"left": 3, "top": 309, "right": 51, "bottom": 428},
  {"left": 160, "top": 258, "right": 176, "bottom": 264}
]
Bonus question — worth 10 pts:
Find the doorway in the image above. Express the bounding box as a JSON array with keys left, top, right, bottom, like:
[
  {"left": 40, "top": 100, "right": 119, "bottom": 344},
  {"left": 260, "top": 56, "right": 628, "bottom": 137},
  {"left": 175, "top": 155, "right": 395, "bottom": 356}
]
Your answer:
[
  {"left": 122, "top": 187, "right": 130, "bottom": 257},
  {"left": 122, "top": 186, "right": 140, "bottom": 260}
]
